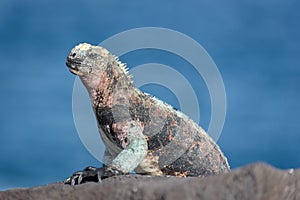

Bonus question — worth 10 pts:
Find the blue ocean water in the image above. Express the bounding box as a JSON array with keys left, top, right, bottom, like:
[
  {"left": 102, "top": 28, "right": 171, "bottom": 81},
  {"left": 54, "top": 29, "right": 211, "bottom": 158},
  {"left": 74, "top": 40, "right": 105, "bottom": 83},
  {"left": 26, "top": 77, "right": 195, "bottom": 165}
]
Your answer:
[{"left": 0, "top": 0, "right": 300, "bottom": 189}]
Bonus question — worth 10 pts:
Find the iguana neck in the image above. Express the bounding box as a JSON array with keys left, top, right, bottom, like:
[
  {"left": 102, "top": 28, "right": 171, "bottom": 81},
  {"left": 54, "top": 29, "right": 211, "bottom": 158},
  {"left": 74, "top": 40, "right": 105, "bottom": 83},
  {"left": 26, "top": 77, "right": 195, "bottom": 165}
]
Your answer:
[{"left": 81, "top": 58, "right": 134, "bottom": 107}]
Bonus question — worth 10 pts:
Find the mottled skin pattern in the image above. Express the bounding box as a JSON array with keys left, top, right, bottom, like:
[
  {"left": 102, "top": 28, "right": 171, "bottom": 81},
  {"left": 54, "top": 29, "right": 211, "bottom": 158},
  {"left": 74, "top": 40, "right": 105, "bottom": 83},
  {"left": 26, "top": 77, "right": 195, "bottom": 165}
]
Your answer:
[{"left": 65, "top": 43, "right": 230, "bottom": 185}]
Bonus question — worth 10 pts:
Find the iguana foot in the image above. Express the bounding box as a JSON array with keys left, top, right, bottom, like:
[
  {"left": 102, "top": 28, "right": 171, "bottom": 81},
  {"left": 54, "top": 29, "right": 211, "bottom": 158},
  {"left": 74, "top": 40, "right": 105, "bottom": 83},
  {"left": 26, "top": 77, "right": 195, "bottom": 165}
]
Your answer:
[{"left": 64, "top": 166, "right": 124, "bottom": 185}]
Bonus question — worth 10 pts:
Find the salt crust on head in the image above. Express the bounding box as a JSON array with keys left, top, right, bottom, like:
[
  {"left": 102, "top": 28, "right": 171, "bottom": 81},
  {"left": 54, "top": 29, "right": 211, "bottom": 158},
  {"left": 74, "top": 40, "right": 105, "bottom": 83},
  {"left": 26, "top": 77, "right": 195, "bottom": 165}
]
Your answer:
[{"left": 75, "top": 43, "right": 92, "bottom": 51}]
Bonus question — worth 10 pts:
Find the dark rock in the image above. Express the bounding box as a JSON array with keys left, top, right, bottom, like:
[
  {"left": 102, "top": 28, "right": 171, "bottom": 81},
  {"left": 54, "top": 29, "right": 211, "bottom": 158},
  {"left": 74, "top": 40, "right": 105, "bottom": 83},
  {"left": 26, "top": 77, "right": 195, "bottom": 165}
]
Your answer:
[{"left": 0, "top": 163, "right": 299, "bottom": 200}]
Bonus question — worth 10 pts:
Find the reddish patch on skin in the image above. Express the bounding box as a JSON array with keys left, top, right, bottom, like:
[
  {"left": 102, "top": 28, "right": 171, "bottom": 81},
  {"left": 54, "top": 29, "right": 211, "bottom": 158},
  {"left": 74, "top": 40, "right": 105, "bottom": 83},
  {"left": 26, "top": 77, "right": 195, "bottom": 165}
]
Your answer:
[
  {"left": 168, "top": 131, "right": 174, "bottom": 141},
  {"left": 112, "top": 123, "right": 130, "bottom": 148},
  {"left": 174, "top": 171, "right": 189, "bottom": 177},
  {"left": 170, "top": 120, "right": 177, "bottom": 127}
]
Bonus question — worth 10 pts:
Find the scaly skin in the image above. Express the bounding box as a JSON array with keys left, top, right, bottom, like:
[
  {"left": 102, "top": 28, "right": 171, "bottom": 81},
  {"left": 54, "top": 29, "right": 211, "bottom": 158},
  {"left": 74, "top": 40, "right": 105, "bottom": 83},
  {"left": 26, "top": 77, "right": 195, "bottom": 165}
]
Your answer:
[{"left": 65, "top": 43, "right": 230, "bottom": 185}]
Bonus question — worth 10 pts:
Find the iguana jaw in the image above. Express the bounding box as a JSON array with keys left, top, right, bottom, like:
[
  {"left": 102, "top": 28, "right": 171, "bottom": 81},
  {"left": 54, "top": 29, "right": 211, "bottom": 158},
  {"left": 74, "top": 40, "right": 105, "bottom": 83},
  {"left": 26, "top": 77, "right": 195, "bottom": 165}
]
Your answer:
[
  {"left": 66, "top": 58, "right": 81, "bottom": 75},
  {"left": 66, "top": 64, "right": 78, "bottom": 75}
]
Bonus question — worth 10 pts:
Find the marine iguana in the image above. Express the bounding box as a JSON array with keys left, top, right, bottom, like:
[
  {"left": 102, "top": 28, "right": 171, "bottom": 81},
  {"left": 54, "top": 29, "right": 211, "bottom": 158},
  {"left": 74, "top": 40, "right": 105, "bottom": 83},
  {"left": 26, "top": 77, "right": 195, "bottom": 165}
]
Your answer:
[{"left": 65, "top": 43, "right": 230, "bottom": 185}]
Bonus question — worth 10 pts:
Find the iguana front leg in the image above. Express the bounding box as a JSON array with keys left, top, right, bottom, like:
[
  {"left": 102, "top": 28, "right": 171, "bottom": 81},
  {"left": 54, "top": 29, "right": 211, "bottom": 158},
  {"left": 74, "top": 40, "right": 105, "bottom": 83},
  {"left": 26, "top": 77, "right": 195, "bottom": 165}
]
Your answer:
[{"left": 65, "top": 121, "right": 148, "bottom": 185}]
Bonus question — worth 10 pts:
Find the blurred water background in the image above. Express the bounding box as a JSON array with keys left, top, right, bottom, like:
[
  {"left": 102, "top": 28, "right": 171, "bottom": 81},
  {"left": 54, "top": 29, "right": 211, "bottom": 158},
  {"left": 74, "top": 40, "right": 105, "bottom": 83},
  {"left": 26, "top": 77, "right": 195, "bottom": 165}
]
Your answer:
[{"left": 0, "top": 0, "right": 299, "bottom": 190}]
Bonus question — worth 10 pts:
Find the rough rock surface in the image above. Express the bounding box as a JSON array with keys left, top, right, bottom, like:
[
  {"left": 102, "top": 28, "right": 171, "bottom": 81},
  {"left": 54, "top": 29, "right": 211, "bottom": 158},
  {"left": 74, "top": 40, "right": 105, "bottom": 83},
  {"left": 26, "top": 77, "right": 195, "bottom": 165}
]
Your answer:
[{"left": 0, "top": 163, "right": 299, "bottom": 200}]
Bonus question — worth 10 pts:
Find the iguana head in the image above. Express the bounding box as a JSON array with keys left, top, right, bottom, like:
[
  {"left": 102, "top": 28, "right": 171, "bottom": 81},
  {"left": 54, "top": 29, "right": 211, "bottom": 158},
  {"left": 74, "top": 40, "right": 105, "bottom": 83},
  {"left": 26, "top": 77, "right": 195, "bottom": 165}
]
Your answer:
[
  {"left": 66, "top": 43, "right": 118, "bottom": 90},
  {"left": 66, "top": 43, "right": 113, "bottom": 76}
]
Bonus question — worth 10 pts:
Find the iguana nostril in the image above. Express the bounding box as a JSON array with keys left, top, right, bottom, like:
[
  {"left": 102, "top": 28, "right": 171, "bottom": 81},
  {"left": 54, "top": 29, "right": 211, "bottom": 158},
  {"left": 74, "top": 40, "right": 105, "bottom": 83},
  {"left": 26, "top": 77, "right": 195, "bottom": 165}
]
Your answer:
[{"left": 71, "top": 53, "right": 76, "bottom": 57}]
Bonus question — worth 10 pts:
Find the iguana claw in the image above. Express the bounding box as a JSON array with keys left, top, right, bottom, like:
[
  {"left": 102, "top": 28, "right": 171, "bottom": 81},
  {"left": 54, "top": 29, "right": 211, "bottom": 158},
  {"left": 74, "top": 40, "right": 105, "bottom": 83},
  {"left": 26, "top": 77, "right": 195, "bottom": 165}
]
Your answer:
[{"left": 64, "top": 166, "right": 124, "bottom": 185}]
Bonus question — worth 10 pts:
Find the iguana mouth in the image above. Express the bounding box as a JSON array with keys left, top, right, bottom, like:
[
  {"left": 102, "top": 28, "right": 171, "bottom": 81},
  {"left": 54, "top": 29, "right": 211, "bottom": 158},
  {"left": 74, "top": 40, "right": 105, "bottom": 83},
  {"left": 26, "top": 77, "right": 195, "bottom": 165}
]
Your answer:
[{"left": 66, "top": 58, "right": 81, "bottom": 75}]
